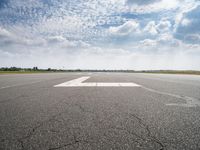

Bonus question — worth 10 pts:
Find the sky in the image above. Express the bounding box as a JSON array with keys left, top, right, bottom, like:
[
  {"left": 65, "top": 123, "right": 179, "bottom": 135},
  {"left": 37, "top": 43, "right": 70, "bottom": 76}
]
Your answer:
[{"left": 0, "top": 0, "right": 200, "bottom": 70}]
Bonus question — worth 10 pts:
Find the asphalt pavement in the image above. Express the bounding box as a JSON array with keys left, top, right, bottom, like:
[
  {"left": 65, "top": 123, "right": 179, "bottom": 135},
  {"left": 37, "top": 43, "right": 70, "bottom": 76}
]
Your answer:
[{"left": 0, "top": 72, "right": 200, "bottom": 150}]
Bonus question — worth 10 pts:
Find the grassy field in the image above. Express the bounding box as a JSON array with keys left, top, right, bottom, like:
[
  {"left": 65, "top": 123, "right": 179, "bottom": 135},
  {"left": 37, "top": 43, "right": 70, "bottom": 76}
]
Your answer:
[
  {"left": 139, "top": 70, "right": 200, "bottom": 75},
  {"left": 0, "top": 71, "right": 49, "bottom": 74},
  {"left": 0, "top": 70, "right": 200, "bottom": 75}
]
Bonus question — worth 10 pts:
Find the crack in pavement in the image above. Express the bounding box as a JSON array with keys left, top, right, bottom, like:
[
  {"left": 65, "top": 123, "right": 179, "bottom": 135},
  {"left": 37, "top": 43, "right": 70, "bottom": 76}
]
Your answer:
[
  {"left": 127, "top": 113, "right": 165, "bottom": 150},
  {"left": 48, "top": 139, "right": 90, "bottom": 150},
  {"left": 16, "top": 113, "right": 69, "bottom": 150},
  {"left": 17, "top": 123, "right": 44, "bottom": 150},
  {"left": 14, "top": 95, "right": 80, "bottom": 149},
  {"left": 2, "top": 106, "right": 165, "bottom": 150},
  {"left": 106, "top": 112, "right": 165, "bottom": 150},
  {"left": 1, "top": 91, "right": 165, "bottom": 150},
  {"left": 73, "top": 102, "right": 165, "bottom": 149},
  {"left": 48, "top": 129, "right": 92, "bottom": 150},
  {"left": 48, "top": 140, "right": 80, "bottom": 150},
  {"left": 0, "top": 94, "right": 78, "bottom": 149}
]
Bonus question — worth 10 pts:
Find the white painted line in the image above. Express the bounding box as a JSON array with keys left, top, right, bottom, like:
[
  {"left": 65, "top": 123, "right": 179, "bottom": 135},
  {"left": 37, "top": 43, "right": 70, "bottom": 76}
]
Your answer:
[
  {"left": 54, "top": 76, "right": 141, "bottom": 87},
  {"left": 54, "top": 76, "right": 90, "bottom": 87}
]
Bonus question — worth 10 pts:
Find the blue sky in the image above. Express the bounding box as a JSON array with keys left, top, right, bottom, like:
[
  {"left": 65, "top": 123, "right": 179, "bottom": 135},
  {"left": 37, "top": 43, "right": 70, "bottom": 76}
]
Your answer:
[{"left": 0, "top": 0, "right": 200, "bottom": 70}]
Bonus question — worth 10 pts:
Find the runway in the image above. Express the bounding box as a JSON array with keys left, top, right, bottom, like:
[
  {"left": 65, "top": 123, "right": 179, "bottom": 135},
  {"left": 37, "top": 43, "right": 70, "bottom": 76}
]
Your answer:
[{"left": 0, "top": 72, "right": 200, "bottom": 149}]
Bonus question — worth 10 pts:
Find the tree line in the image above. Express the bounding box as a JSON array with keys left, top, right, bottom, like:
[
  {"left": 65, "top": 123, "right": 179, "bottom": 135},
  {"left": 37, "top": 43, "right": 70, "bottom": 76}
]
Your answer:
[
  {"left": 0, "top": 67, "right": 137, "bottom": 72},
  {"left": 0, "top": 67, "right": 59, "bottom": 72}
]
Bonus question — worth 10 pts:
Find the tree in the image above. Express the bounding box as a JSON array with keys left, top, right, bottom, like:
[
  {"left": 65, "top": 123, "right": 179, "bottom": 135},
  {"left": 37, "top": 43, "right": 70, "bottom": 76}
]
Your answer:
[{"left": 33, "top": 67, "right": 38, "bottom": 71}]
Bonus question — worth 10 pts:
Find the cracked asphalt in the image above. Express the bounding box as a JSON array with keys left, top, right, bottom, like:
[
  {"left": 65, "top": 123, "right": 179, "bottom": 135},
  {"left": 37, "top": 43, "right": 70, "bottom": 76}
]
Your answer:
[{"left": 0, "top": 72, "right": 200, "bottom": 150}]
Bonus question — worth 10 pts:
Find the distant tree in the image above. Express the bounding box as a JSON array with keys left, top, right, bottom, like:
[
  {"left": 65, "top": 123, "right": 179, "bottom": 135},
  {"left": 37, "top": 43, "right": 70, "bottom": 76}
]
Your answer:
[
  {"left": 33, "top": 67, "right": 38, "bottom": 71},
  {"left": 47, "top": 68, "right": 51, "bottom": 71},
  {"left": 76, "top": 69, "right": 81, "bottom": 72},
  {"left": 10, "top": 67, "right": 21, "bottom": 71}
]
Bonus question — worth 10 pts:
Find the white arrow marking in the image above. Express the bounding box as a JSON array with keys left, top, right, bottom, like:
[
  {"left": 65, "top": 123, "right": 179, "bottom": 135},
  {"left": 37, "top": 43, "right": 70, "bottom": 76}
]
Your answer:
[{"left": 54, "top": 76, "right": 141, "bottom": 87}]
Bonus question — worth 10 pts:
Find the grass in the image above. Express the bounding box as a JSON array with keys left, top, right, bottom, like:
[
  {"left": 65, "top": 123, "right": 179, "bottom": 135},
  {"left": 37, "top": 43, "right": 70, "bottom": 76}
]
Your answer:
[
  {"left": 0, "top": 70, "right": 200, "bottom": 75},
  {"left": 0, "top": 71, "right": 49, "bottom": 74},
  {"left": 139, "top": 70, "right": 200, "bottom": 75}
]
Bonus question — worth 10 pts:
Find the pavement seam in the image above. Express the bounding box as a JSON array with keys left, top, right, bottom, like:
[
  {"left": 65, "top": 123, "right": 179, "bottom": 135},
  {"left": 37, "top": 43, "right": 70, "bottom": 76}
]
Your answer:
[{"left": 141, "top": 86, "right": 200, "bottom": 107}]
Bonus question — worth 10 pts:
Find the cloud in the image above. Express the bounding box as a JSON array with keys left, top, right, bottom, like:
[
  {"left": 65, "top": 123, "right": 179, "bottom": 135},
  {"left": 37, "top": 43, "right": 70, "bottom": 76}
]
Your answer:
[
  {"left": 126, "top": 0, "right": 180, "bottom": 14},
  {"left": 0, "top": 27, "right": 13, "bottom": 40},
  {"left": 175, "top": 4, "right": 200, "bottom": 44},
  {"left": 0, "top": 27, "right": 27, "bottom": 45},
  {"left": 126, "top": 0, "right": 159, "bottom": 6},
  {"left": 47, "top": 36, "right": 66, "bottom": 43},
  {"left": 109, "top": 20, "right": 140, "bottom": 36},
  {"left": 1, "top": 43, "right": 200, "bottom": 70},
  {"left": 0, "top": 0, "right": 200, "bottom": 70},
  {"left": 156, "top": 20, "right": 172, "bottom": 32},
  {"left": 108, "top": 19, "right": 172, "bottom": 44},
  {"left": 143, "top": 21, "right": 158, "bottom": 35},
  {"left": 139, "top": 39, "right": 157, "bottom": 47},
  {"left": 184, "top": 34, "right": 200, "bottom": 44},
  {"left": 0, "top": 26, "right": 46, "bottom": 47},
  {"left": 181, "top": 18, "right": 191, "bottom": 26}
]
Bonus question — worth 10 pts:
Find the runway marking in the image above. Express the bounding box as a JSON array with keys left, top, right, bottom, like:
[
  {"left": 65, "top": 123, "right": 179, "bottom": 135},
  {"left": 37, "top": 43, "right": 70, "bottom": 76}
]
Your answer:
[{"left": 54, "top": 76, "right": 141, "bottom": 87}]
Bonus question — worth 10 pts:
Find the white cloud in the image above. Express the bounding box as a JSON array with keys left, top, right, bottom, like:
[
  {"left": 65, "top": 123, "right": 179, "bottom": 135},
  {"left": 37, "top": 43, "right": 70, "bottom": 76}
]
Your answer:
[
  {"left": 158, "top": 34, "right": 181, "bottom": 47},
  {"left": 0, "top": 26, "right": 46, "bottom": 47},
  {"left": 181, "top": 18, "right": 191, "bottom": 26},
  {"left": 47, "top": 36, "right": 66, "bottom": 43},
  {"left": 143, "top": 21, "right": 158, "bottom": 35},
  {"left": 109, "top": 19, "right": 171, "bottom": 40},
  {"left": 127, "top": 0, "right": 180, "bottom": 13},
  {"left": 156, "top": 20, "right": 171, "bottom": 32},
  {"left": 0, "top": 27, "right": 12, "bottom": 38},
  {"left": 173, "top": 1, "right": 198, "bottom": 32},
  {"left": 1, "top": 43, "right": 200, "bottom": 70},
  {"left": 109, "top": 20, "right": 140, "bottom": 36},
  {"left": 126, "top": 0, "right": 159, "bottom": 6},
  {"left": 0, "top": 27, "right": 30, "bottom": 45},
  {"left": 174, "top": 3, "right": 200, "bottom": 44},
  {"left": 139, "top": 39, "right": 157, "bottom": 47},
  {"left": 9, "top": 0, "right": 44, "bottom": 8}
]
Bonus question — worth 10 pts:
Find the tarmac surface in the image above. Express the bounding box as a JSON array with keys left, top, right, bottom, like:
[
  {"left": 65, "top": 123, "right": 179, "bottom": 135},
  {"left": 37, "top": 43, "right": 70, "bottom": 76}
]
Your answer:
[{"left": 0, "top": 72, "right": 200, "bottom": 150}]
